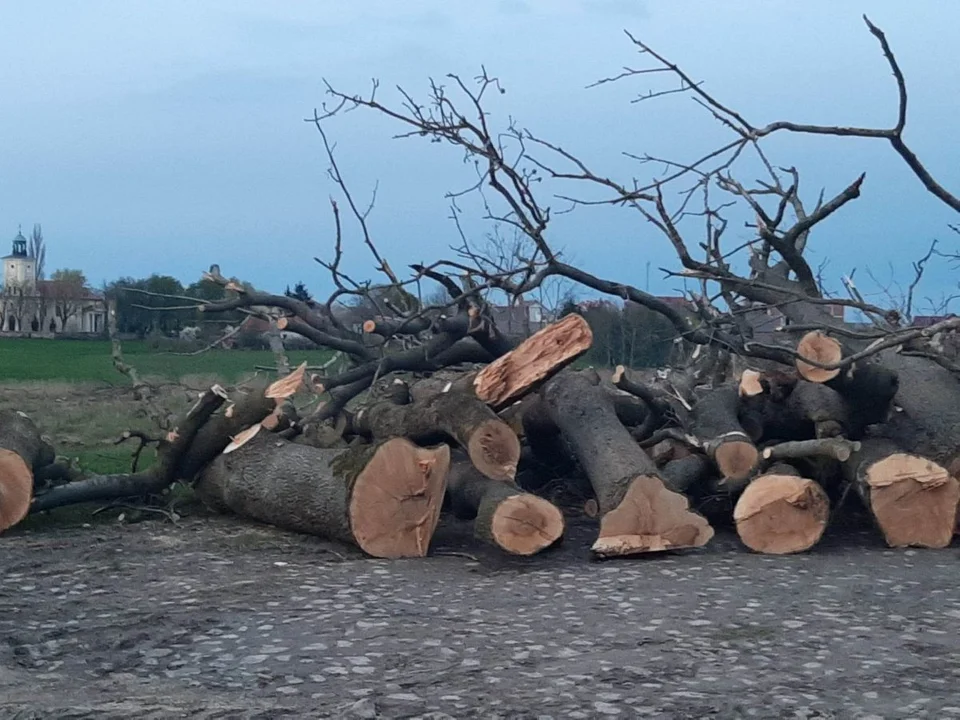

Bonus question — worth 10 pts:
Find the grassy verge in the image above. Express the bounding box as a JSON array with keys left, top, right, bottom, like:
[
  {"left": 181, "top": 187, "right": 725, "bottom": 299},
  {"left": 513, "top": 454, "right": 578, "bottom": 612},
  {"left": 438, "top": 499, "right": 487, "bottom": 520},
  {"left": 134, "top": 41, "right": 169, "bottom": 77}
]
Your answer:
[
  {"left": 0, "top": 337, "right": 333, "bottom": 384},
  {"left": 0, "top": 337, "right": 333, "bottom": 475}
]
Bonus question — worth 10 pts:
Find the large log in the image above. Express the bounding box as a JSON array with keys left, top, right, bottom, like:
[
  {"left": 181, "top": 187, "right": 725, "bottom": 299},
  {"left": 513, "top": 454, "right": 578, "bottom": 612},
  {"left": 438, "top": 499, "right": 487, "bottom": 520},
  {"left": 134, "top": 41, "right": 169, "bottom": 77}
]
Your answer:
[
  {"left": 353, "top": 392, "right": 520, "bottom": 481},
  {"left": 540, "top": 371, "right": 713, "bottom": 557},
  {"left": 844, "top": 438, "right": 959, "bottom": 548},
  {"left": 872, "top": 353, "right": 960, "bottom": 464},
  {"left": 198, "top": 432, "right": 450, "bottom": 558},
  {"left": 473, "top": 313, "right": 593, "bottom": 409},
  {"left": 0, "top": 411, "right": 56, "bottom": 532},
  {"left": 734, "top": 462, "right": 830, "bottom": 555},
  {"left": 446, "top": 453, "right": 564, "bottom": 555}
]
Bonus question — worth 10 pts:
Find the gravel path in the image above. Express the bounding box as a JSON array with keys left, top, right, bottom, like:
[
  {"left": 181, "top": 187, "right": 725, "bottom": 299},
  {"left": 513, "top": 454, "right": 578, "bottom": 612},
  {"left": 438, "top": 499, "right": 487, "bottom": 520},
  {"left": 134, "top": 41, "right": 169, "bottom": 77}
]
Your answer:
[{"left": 2, "top": 514, "right": 959, "bottom": 718}]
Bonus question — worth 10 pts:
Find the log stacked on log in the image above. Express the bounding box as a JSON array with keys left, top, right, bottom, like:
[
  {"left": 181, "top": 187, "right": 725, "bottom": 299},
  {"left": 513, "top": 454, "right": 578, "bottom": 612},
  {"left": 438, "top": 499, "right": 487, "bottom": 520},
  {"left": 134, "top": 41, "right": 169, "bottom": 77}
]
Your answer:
[
  {"left": 4, "top": 313, "right": 960, "bottom": 562},
  {"left": 352, "top": 391, "right": 520, "bottom": 481}
]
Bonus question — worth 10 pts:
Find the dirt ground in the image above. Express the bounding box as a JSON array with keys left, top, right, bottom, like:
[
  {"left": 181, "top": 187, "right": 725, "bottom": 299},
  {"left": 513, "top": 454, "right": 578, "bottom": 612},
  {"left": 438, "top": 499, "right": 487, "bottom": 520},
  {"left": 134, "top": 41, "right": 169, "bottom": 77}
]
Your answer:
[{"left": 3, "top": 507, "right": 960, "bottom": 719}]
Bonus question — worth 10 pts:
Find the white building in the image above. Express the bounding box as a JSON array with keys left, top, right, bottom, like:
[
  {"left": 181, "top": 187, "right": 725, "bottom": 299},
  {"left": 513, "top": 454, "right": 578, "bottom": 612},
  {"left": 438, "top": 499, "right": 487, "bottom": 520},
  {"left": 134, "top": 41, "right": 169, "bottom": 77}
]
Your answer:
[{"left": 0, "top": 229, "right": 107, "bottom": 335}]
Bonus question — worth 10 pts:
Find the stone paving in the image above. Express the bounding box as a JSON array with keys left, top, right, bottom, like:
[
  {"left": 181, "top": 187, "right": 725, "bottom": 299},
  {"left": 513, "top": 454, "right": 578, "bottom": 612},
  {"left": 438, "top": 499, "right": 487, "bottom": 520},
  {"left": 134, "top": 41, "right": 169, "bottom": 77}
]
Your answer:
[{"left": 1, "top": 514, "right": 959, "bottom": 718}]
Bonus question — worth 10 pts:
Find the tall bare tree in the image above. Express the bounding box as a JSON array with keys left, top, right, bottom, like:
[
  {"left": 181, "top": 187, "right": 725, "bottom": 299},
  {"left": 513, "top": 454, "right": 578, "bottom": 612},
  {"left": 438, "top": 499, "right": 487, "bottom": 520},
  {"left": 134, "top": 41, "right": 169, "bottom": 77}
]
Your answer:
[{"left": 28, "top": 224, "right": 45, "bottom": 282}]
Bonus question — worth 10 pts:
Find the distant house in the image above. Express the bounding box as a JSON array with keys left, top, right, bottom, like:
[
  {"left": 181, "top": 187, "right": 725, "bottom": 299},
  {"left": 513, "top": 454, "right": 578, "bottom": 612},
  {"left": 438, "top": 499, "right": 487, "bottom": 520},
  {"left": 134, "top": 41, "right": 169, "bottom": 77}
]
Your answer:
[
  {"left": 489, "top": 299, "right": 547, "bottom": 338},
  {"left": 743, "top": 302, "right": 847, "bottom": 342},
  {"left": 911, "top": 314, "right": 953, "bottom": 328},
  {"left": 0, "top": 230, "right": 107, "bottom": 335}
]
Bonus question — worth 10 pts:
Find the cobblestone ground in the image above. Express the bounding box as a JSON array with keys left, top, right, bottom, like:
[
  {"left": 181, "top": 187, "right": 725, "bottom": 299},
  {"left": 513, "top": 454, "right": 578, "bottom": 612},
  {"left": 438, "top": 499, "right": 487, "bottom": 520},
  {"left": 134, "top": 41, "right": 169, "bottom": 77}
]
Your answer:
[{"left": 1, "top": 513, "right": 959, "bottom": 719}]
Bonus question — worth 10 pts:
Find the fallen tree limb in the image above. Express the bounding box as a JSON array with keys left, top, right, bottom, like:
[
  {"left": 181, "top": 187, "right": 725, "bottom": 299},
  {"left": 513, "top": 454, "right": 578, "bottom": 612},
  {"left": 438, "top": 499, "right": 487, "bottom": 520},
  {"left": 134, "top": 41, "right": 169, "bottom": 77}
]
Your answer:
[
  {"left": 197, "top": 432, "right": 450, "bottom": 558},
  {"left": 175, "top": 382, "right": 276, "bottom": 480},
  {"left": 29, "top": 386, "right": 229, "bottom": 515},
  {"left": 763, "top": 438, "right": 861, "bottom": 463},
  {"left": 446, "top": 453, "right": 564, "bottom": 555},
  {"left": 690, "top": 385, "right": 758, "bottom": 487}
]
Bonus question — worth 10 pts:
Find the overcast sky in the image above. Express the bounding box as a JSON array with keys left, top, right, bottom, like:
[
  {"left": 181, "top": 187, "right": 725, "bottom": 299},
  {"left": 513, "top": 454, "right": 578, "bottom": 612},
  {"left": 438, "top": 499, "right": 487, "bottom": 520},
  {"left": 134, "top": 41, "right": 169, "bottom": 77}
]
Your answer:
[{"left": 2, "top": 1, "right": 958, "bottom": 311}]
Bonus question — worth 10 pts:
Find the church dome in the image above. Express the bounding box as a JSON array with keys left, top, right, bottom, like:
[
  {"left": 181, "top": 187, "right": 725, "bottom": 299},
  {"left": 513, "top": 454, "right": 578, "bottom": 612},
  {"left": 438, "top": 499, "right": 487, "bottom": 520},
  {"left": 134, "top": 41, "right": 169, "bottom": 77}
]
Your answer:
[{"left": 10, "top": 227, "right": 27, "bottom": 257}]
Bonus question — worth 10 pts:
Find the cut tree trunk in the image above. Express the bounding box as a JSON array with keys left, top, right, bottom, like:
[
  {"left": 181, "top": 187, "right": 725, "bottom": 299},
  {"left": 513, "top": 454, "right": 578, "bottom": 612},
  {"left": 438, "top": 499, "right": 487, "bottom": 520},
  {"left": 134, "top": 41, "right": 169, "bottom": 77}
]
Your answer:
[
  {"left": 690, "top": 385, "right": 758, "bottom": 487},
  {"left": 844, "top": 438, "right": 959, "bottom": 548},
  {"left": 198, "top": 433, "right": 451, "bottom": 558},
  {"left": 0, "top": 411, "right": 56, "bottom": 532},
  {"left": 446, "top": 453, "right": 564, "bottom": 555},
  {"left": 353, "top": 392, "right": 520, "bottom": 481},
  {"left": 540, "top": 371, "right": 713, "bottom": 557},
  {"left": 795, "top": 331, "right": 843, "bottom": 383},
  {"left": 734, "top": 462, "right": 830, "bottom": 555},
  {"left": 792, "top": 331, "right": 900, "bottom": 430},
  {"left": 473, "top": 313, "right": 593, "bottom": 410}
]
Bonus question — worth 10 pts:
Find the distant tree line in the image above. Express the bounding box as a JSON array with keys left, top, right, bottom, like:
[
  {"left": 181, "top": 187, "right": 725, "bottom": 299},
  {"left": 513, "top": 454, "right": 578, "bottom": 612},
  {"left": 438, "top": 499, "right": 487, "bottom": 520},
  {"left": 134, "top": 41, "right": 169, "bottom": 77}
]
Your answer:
[
  {"left": 561, "top": 299, "right": 681, "bottom": 368},
  {"left": 105, "top": 275, "right": 243, "bottom": 337}
]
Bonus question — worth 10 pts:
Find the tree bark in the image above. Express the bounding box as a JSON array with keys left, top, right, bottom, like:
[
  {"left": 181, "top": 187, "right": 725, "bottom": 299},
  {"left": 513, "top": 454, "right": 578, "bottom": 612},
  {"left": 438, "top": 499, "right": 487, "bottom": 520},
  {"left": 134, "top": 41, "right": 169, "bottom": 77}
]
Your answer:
[
  {"left": 446, "top": 454, "right": 564, "bottom": 555},
  {"left": 870, "top": 353, "right": 960, "bottom": 464},
  {"left": 734, "top": 462, "right": 830, "bottom": 555},
  {"left": 0, "top": 411, "right": 56, "bottom": 532},
  {"left": 175, "top": 383, "right": 276, "bottom": 480},
  {"left": 659, "top": 454, "right": 711, "bottom": 494},
  {"left": 540, "top": 371, "right": 713, "bottom": 557},
  {"left": 198, "top": 435, "right": 451, "bottom": 558},
  {"left": 844, "top": 438, "right": 959, "bottom": 548},
  {"left": 690, "top": 385, "right": 758, "bottom": 487},
  {"left": 353, "top": 392, "right": 520, "bottom": 481},
  {"left": 740, "top": 381, "right": 852, "bottom": 443}
]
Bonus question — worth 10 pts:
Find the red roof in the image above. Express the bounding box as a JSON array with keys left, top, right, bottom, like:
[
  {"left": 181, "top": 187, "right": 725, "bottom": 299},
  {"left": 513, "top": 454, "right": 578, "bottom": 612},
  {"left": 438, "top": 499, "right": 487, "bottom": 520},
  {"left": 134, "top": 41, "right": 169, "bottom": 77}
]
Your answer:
[{"left": 36, "top": 280, "right": 103, "bottom": 301}]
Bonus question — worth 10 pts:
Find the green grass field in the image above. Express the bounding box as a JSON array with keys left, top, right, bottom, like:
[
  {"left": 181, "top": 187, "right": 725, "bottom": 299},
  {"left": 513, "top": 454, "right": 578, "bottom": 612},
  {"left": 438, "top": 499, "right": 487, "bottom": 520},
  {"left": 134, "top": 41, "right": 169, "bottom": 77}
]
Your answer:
[
  {"left": 0, "top": 338, "right": 335, "bottom": 477},
  {"left": 0, "top": 337, "right": 334, "bottom": 383}
]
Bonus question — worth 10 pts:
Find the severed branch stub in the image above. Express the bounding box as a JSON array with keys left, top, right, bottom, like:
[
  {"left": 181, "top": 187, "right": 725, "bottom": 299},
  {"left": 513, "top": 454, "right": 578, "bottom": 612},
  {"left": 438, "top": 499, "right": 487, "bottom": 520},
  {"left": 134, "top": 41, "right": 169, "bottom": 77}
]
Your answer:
[{"left": 473, "top": 313, "right": 593, "bottom": 410}]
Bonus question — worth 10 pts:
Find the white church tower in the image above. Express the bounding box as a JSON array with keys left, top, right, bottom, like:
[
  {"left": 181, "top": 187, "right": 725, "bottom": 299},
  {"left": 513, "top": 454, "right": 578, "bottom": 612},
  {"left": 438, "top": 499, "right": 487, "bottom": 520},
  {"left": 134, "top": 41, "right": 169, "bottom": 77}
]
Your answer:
[{"left": 2, "top": 227, "right": 36, "bottom": 292}]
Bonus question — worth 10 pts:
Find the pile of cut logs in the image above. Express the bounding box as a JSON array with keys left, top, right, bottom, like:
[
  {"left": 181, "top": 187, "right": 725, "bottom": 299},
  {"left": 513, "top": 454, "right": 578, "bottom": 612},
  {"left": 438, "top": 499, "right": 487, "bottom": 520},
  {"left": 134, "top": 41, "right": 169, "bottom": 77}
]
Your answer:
[{"left": 1, "top": 315, "right": 958, "bottom": 558}]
